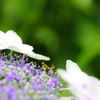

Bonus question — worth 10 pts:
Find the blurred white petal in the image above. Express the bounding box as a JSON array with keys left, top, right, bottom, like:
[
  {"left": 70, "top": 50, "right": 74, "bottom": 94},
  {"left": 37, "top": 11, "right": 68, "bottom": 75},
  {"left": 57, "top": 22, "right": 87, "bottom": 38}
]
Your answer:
[
  {"left": 8, "top": 44, "right": 33, "bottom": 53},
  {"left": 57, "top": 60, "right": 100, "bottom": 100},
  {"left": 4, "top": 30, "right": 22, "bottom": 46},
  {"left": 66, "top": 60, "right": 82, "bottom": 72},
  {"left": 0, "top": 30, "right": 50, "bottom": 60},
  {"left": 0, "top": 45, "right": 7, "bottom": 49},
  {"left": 0, "top": 30, "right": 34, "bottom": 53},
  {"left": 25, "top": 51, "right": 50, "bottom": 61},
  {"left": 0, "top": 31, "right": 8, "bottom": 49},
  {"left": 0, "top": 38, "right": 8, "bottom": 49},
  {"left": 0, "top": 31, "right": 5, "bottom": 37}
]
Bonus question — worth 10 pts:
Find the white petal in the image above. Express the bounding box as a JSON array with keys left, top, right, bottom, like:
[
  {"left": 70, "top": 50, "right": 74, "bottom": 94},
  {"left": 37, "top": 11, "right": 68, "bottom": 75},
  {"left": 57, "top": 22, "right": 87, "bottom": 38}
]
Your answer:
[
  {"left": 0, "top": 31, "right": 8, "bottom": 49},
  {"left": 58, "top": 60, "right": 100, "bottom": 99},
  {"left": 69, "top": 76, "right": 100, "bottom": 100},
  {"left": 57, "top": 68, "right": 89, "bottom": 85},
  {"left": 57, "top": 69, "right": 90, "bottom": 98},
  {"left": 0, "top": 45, "right": 7, "bottom": 49},
  {"left": 57, "top": 70, "right": 88, "bottom": 99},
  {"left": 25, "top": 51, "right": 50, "bottom": 61},
  {"left": 65, "top": 60, "right": 90, "bottom": 94},
  {"left": 0, "top": 31, "right": 5, "bottom": 37},
  {"left": 4, "top": 30, "right": 22, "bottom": 46},
  {"left": 66, "top": 60, "right": 82, "bottom": 72},
  {"left": 57, "top": 69, "right": 69, "bottom": 81},
  {"left": 0, "top": 37, "right": 8, "bottom": 49},
  {"left": 68, "top": 84, "right": 89, "bottom": 99},
  {"left": 8, "top": 44, "right": 33, "bottom": 53},
  {"left": 86, "top": 76, "right": 100, "bottom": 99}
]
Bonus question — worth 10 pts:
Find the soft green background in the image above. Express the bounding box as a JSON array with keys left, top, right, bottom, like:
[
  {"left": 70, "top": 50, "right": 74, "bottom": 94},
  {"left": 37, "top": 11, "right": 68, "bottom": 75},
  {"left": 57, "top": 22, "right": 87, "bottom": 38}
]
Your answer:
[{"left": 0, "top": 0, "right": 100, "bottom": 97}]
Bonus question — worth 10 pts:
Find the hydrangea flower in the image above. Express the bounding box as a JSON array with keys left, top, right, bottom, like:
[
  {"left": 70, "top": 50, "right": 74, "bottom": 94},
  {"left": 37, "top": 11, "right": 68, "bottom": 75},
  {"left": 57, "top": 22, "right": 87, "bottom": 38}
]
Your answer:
[
  {"left": 57, "top": 60, "right": 100, "bottom": 100},
  {"left": 0, "top": 30, "right": 50, "bottom": 60},
  {"left": 0, "top": 52, "right": 62, "bottom": 100}
]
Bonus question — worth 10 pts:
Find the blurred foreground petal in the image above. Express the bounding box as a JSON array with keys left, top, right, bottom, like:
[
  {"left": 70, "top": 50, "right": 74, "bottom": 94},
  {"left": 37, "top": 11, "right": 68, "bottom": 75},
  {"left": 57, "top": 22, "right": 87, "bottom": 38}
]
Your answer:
[{"left": 57, "top": 60, "right": 100, "bottom": 100}]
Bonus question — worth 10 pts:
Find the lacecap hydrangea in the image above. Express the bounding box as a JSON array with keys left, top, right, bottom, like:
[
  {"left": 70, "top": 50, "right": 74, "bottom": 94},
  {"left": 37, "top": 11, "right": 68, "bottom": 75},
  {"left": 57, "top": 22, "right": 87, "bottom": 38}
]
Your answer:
[{"left": 0, "top": 30, "right": 63, "bottom": 100}]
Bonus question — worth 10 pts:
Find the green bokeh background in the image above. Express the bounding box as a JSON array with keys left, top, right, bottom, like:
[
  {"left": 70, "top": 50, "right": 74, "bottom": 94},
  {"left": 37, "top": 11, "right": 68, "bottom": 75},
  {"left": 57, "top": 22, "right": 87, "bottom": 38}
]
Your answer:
[{"left": 0, "top": 0, "right": 100, "bottom": 97}]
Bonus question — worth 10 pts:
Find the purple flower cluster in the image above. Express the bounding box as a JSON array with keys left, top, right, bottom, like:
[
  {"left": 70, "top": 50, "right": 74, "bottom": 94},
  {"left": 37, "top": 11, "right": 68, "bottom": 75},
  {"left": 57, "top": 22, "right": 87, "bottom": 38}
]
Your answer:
[{"left": 0, "top": 53, "right": 62, "bottom": 100}]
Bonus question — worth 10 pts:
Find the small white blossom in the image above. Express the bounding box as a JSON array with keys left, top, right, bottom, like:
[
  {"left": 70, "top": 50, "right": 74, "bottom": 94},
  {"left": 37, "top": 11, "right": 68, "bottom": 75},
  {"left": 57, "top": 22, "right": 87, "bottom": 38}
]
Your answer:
[
  {"left": 57, "top": 60, "right": 100, "bottom": 100},
  {"left": 0, "top": 30, "right": 50, "bottom": 60}
]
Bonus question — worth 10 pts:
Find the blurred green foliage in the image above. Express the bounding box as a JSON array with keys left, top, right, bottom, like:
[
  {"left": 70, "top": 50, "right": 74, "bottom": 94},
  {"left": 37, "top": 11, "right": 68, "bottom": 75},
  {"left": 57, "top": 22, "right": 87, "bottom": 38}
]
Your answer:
[{"left": 0, "top": 0, "right": 100, "bottom": 79}]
